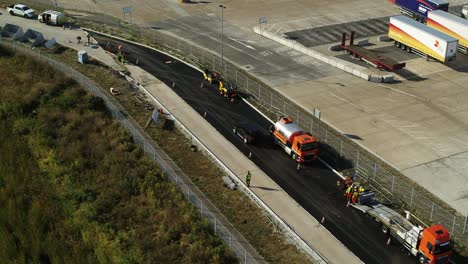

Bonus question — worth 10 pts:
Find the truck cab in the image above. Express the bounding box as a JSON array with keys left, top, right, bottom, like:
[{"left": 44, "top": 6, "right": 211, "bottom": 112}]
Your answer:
[
  {"left": 7, "top": 4, "right": 35, "bottom": 18},
  {"left": 389, "top": 0, "right": 449, "bottom": 21},
  {"left": 272, "top": 117, "right": 318, "bottom": 162},
  {"left": 417, "top": 224, "right": 453, "bottom": 264}
]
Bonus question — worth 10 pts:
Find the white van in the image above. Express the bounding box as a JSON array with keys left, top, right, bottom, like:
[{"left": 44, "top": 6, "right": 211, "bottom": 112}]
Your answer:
[{"left": 38, "top": 10, "right": 65, "bottom": 26}]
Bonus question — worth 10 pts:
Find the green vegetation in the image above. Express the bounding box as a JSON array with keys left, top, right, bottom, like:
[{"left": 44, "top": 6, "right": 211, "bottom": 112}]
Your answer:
[{"left": 0, "top": 45, "right": 236, "bottom": 263}]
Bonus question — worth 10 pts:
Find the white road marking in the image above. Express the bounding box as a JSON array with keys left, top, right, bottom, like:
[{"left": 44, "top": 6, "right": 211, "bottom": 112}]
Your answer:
[{"left": 227, "top": 37, "right": 256, "bottom": 50}]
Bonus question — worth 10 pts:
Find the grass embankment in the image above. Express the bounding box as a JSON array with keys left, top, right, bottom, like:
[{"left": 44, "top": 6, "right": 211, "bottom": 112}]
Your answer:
[
  {"left": 28, "top": 40, "right": 312, "bottom": 263},
  {"left": 0, "top": 45, "right": 236, "bottom": 263}
]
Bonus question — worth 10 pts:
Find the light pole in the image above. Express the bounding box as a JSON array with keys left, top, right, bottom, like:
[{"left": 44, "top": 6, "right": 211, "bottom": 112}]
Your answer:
[{"left": 219, "top": 4, "right": 226, "bottom": 70}]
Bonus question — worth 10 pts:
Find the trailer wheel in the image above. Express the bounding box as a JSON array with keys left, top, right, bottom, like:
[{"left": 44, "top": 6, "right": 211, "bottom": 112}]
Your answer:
[
  {"left": 381, "top": 224, "right": 389, "bottom": 235},
  {"left": 395, "top": 42, "right": 400, "bottom": 48},
  {"left": 407, "top": 47, "right": 412, "bottom": 53},
  {"left": 401, "top": 44, "right": 406, "bottom": 50}
]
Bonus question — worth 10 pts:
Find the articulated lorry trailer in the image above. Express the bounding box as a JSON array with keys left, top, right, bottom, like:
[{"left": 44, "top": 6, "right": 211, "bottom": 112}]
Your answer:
[
  {"left": 270, "top": 117, "right": 318, "bottom": 163},
  {"left": 352, "top": 192, "right": 454, "bottom": 264},
  {"left": 389, "top": 15, "right": 458, "bottom": 62},
  {"left": 427, "top": 10, "right": 468, "bottom": 54},
  {"left": 388, "top": 0, "right": 449, "bottom": 21}
]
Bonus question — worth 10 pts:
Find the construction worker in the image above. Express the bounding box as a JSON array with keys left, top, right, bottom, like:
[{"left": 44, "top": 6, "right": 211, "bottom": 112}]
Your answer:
[
  {"left": 246, "top": 171, "right": 252, "bottom": 187},
  {"left": 345, "top": 184, "right": 353, "bottom": 204},
  {"left": 352, "top": 187, "right": 359, "bottom": 204},
  {"left": 359, "top": 185, "right": 365, "bottom": 194}
]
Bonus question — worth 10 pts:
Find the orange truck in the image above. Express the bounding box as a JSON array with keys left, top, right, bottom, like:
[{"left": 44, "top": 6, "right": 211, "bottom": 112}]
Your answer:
[
  {"left": 353, "top": 193, "right": 454, "bottom": 264},
  {"left": 271, "top": 117, "right": 318, "bottom": 163}
]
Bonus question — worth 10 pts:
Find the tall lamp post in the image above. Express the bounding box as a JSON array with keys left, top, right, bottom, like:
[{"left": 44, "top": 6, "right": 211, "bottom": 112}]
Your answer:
[{"left": 219, "top": 5, "right": 226, "bottom": 70}]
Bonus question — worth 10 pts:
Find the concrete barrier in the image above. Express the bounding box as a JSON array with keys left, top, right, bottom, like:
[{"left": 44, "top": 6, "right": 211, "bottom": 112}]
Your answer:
[
  {"left": 0, "top": 23, "right": 23, "bottom": 40},
  {"left": 21, "top": 29, "right": 45, "bottom": 47},
  {"left": 356, "top": 38, "right": 368, "bottom": 46},
  {"left": 328, "top": 44, "right": 342, "bottom": 51},
  {"left": 378, "top": 35, "right": 391, "bottom": 42},
  {"left": 254, "top": 26, "right": 393, "bottom": 83}
]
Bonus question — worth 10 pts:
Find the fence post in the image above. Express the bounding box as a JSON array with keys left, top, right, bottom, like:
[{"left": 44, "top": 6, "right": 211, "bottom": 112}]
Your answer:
[
  {"left": 373, "top": 163, "right": 377, "bottom": 180},
  {"left": 391, "top": 175, "right": 395, "bottom": 194},
  {"left": 464, "top": 215, "right": 467, "bottom": 234},
  {"left": 235, "top": 70, "right": 238, "bottom": 86},
  {"left": 258, "top": 82, "right": 261, "bottom": 99},
  {"left": 430, "top": 202, "right": 435, "bottom": 221},
  {"left": 451, "top": 215, "right": 456, "bottom": 235},
  {"left": 409, "top": 188, "right": 414, "bottom": 208},
  {"left": 340, "top": 141, "right": 343, "bottom": 157},
  {"left": 356, "top": 151, "right": 360, "bottom": 169},
  {"left": 246, "top": 77, "right": 249, "bottom": 94}
]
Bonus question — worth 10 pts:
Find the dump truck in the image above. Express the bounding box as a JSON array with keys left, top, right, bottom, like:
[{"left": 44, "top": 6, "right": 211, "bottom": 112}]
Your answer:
[
  {"left": 388, "top": 0, "right": 449, "bottom": 22},
  {"left": 38, "top": 10, "right": 65, "bottom": 26},
  {"left": 7, "top": 4, "right": 35, "bottom": 18},
  {"left": 203, "top": 69, "right": 238, "bottom": 102},
  {"left": 388, "top": 15, "right": 458, "bottom": 62},
  {"left": 351, "top": 191, "right": 454, "bottom": 264},
  {"left": 427, "top": 10, "right": 468, "bottom": 54},
  {"left": 270, "top": 117, "right": 318, "bottom": 163}
]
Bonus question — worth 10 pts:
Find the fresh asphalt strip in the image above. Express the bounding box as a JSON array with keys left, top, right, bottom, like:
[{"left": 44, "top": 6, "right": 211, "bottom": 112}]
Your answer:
[{"left": 90, "top": 32, "right": 417, "bottom": 264}]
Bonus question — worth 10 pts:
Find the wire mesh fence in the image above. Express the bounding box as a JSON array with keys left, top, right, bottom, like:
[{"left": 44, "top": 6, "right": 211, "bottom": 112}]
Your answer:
[
  {"left": 123, "top": 26, "right": 468, "bottom": 237},
  {"left": 0, "top": 39, "right": 264, "bottom": 264}
]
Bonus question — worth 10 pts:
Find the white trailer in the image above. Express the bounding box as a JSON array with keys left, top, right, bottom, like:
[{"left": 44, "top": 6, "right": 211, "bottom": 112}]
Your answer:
[
  {"left": 38, "top": 10, "right": 65, "bottom": 26},
  {"left": 388, "top": 15, "right": 458, "bottom": 62},
  {"left": 427, "top": 10, "right": 468, "bottom": 54}
]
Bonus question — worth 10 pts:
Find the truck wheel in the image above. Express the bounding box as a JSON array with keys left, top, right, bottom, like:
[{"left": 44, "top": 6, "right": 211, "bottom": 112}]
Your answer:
[
  {"left": 381, "top": 225, "right": 389, "bottom": 234},
  {"left": 401, "top": 44, "right": 406, "bottom": 50},
  {"left": 10, "top": 11, "right": 14, "bottom": 15},
  {"left": 292, "top": 153, "right": 297, "bottom": 161},
  {"left": 24, "top": 14, "right": 28, "bottom": 18},
  {"left": 243, "top": 138, "right": 248, "bottom": 144},
  {"left": 418, "top": 254, "right": 426, "bottom": 264},
  {"left": 232, "top": 128, "right": 237, "bottom": 134},
  {"left": 395, "top": 42, "right": 400, "bottom": 48}
]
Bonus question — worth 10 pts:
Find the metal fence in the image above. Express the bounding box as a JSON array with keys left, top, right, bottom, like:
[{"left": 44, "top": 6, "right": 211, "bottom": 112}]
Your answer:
[
  {"left": 0, "top": 39, "right": 264, "bottom": 264},
  {"left": 125, "top": 25, "right": 468, "bottom": 237}
]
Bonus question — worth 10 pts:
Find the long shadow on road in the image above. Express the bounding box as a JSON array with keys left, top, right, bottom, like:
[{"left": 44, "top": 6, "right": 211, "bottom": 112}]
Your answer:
[{"left": 90, "top": 32, "right": 417, "bottom": 264}]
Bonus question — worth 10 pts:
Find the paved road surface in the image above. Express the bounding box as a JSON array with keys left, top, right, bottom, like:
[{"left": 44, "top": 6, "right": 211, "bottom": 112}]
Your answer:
[{"left": 90, "top": 32, "right": 419, "bottom": 264}]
